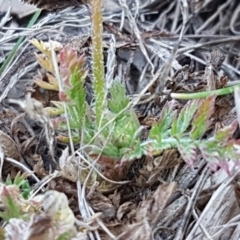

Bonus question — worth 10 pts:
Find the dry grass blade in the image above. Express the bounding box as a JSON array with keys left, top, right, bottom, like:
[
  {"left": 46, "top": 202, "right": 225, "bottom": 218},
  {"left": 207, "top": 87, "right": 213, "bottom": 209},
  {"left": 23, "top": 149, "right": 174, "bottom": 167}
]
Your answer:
[
  {"left": 186, "top": 169, "right": 240, "bottom": 240},
  {"left": 118, "top": 0, "right": 154, "bottom": 75}
]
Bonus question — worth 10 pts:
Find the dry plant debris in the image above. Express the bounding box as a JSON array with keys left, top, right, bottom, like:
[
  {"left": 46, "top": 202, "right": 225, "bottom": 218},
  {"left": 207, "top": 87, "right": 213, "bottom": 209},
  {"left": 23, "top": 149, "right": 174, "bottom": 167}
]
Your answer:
[
  {"left": 2, "top": 0, "right": 240, "bottom": 240},
  {"left": 21, "top": 0, "right": 89, "bottom": 11}
]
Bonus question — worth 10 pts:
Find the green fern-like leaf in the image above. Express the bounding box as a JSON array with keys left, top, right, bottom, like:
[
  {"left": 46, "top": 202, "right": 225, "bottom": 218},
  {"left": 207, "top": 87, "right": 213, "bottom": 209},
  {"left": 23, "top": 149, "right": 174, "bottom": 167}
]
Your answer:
[
  {"left": 108, "top": 80, "right": 129, "bottom": 115},
  {"left": 121, "top": 139, "right": 143, "bottom": 160},
  {"left": 146, "top": 96, "right": 240, "bottom": 174},
  {"left": 214, "top": 120, "right": 238, "bottom": 142},
  {"left": 67, "top": 68, "right": 87, "bottom": 129},
  {"left": 171, "top": 99, "right": 199, "bottom": 138},
  {"left": 58, "top": 47, "right": 87, "bottom": 130},
  {"left": 177, "top": 142, "right": 197, "bottom": 166},
  {"left": 199, "top": 121, "right": 240, "bottom": 174},
  {"left": 149, "top": 100, "right": 177, "bottom": 142},
  {"left": 190, "top": 95, "right": 216, "bottom": 140}
]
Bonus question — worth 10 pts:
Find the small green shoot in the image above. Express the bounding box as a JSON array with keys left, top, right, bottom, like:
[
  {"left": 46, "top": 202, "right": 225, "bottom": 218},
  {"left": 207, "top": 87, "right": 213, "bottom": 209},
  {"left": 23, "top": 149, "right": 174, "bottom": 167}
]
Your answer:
[
  {"left": 0, "top": 187, "right": 21, "bottom": 221},
  {"left": 5, "top": 172, "right": 31, "bottom": 199}
]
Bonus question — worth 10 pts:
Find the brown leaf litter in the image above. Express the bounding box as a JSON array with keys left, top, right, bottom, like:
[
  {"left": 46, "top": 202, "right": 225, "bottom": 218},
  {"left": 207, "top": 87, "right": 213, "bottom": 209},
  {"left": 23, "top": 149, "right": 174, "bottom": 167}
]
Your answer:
[{"left": 2, "top": 0, "right": 240, "bottom": 239}]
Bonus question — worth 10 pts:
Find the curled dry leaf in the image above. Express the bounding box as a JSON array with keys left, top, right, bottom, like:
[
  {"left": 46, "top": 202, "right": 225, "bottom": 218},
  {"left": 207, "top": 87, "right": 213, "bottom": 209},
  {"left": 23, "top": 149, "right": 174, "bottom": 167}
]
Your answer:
[
  {"left": 48, "top": 178, "right": 78, "bottom": 199},
  {"left": 117, "top": 202, "right": 136, "bottom": 222},
  {"left": 39, "top": 190, "right": 76, "bottom": 235},
  {"left": 59, "top": 147, "right": 78, "bottom": 182},
  {"left": 59, "top": 148, "right": 105, "bottom": 193},
  {"left": 88, "top": 191, "right": 115, "bottom": 213},
  {"left": 4, "top": 213, "right": 53, "bottom": 240},
  {"left": 108, "top": 190, "right": 121, "bottom": 207},
  {"left": 0, "top": 130, "right": 20, "bottom": 160},
  {"left": 9, "top": 94, "right": 56, "bottom": 164},
  {"left": 2, "top": 186, "right": 79, "bottom": 239}
]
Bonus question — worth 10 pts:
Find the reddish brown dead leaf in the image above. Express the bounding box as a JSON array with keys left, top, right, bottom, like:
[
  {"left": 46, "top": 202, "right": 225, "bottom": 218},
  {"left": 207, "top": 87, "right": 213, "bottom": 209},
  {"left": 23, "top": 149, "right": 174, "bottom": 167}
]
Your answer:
[
  {"left": 49, "top": 178, "right": 78, "bottom": 199},
  {"left": 90, "top": 154, "right": 129, "bottom": 181},
  {"left": 28, "top": 214, "right": 52, "bottom": 240}
]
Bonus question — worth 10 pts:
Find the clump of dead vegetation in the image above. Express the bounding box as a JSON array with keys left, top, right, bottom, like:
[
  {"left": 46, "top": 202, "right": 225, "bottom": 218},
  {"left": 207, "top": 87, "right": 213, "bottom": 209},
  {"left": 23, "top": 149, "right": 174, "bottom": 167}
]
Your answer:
[{"left": 2, "top": 0, "right": 240, "bottom": 239}]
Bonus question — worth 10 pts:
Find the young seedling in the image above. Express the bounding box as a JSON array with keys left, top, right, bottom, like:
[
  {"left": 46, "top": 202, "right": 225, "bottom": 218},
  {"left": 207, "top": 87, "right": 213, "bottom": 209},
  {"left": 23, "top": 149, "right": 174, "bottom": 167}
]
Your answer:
[
  {"left": 140, "top": 96, "right": 240, "bottom": 175},
  {"left": 26, "top": 0, "right": 240, "bottom": 186}
]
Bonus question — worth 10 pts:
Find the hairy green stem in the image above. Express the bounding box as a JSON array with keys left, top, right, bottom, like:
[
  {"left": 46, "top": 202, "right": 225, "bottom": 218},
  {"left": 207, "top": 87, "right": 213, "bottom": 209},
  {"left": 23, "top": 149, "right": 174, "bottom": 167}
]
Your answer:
[
  {"left": 91, "top": 0, "right": 105, "bottom": 127},
  {"left": 142, "top": 137, "right": 199, "bottom": 149},
  {"left": 171, "top": 84, "right": 239, "bottom": 100},
  {"left": 140, "top": 137, "right": 202, "bottom": 158}
]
